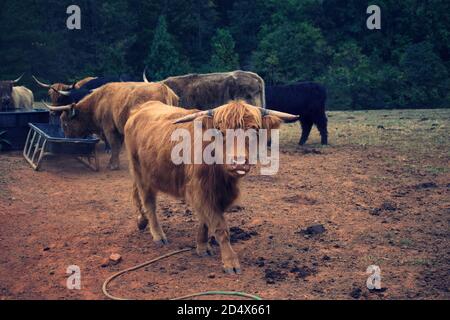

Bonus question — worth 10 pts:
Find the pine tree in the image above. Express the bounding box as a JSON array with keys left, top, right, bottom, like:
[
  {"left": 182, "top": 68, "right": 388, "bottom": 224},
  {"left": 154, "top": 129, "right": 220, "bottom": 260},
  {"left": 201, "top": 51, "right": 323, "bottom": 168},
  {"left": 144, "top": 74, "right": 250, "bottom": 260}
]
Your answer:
[
  {"left": 400, "top": 41, "right": 449, "bottom": 108},
  {"left": 210, "top": 28, "right": 239, "bottom": 72},
  {"left": 93, "top": 0, "right": 137, "bottom": 76},
  {"left": 252, "top": 22, "right": 329, "bottom": 84},
  {"left": 144, "top": 16, "right": 188, "bottom": 80}
]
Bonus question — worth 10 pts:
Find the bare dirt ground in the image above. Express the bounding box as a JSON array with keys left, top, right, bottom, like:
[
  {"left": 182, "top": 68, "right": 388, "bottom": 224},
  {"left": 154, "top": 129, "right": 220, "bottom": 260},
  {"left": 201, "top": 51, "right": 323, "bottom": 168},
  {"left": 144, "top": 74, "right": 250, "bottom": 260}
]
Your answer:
[{"left": 0, "top": 109, "right": 449, "bottom": 300}]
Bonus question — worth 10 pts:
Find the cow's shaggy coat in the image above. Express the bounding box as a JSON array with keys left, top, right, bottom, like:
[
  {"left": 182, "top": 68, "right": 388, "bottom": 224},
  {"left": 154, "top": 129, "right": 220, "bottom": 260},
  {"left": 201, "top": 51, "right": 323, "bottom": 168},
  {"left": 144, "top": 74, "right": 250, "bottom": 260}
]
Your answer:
[
  {"left": 12, "top": 87, "right": 34, "bottom": 109},
  {"left": 59, "top": 82, "right": 179, "bottom": 169},
  {"left": 0, "top": 80, "right": 33, "bottom": 110},
  {"left": 148, "top": 70, "right": 266, "bottom": 110},
  {"left": 124, "top": 100, "right": 289, "bottom": 273}
]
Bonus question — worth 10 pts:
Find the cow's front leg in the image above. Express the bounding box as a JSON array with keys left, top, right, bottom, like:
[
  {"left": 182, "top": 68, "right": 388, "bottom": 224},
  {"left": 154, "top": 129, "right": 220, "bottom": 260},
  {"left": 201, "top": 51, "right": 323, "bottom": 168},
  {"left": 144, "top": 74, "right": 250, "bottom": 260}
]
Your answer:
[
  {"left": 196, "top": 221, "right": 215, "bottom": 257},
  {"left": 210, "top": 214, "right": 240, "bottom": 274},
  {"left": 103, "top": 130, "right": 122, "bottom": 170}
]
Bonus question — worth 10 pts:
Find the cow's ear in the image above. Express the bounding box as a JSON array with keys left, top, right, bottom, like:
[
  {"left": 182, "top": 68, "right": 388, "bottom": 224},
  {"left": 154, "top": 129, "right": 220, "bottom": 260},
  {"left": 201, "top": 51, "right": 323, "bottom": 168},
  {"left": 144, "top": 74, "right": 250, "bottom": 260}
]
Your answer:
[{"left": 261, "top": 115, "right": 282, "bottom": 131}]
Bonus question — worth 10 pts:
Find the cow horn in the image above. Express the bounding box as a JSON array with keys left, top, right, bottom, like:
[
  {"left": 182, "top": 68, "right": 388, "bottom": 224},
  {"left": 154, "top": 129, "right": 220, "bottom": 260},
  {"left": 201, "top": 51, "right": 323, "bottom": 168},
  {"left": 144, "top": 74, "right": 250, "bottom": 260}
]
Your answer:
[
  {"left": 32, "top": 75, "right": 51, "bottom": 88},
  {"left": 260, "top": 108, "right": 299, "bottom": 122},
  {"left": 50, "top": 87, "right": 71, "bottom": 96},
  {"left": 173, "top": 110, "right": 213, "bottom": 124},
  {"left": 13, "top": 73, "right": 24, "bottom": 84},
  {"left": 42, "top": 101, "right": 72, "bottom": 111},
  {"left": 143, "top": 68, "right": 149, "bottom": 83}
]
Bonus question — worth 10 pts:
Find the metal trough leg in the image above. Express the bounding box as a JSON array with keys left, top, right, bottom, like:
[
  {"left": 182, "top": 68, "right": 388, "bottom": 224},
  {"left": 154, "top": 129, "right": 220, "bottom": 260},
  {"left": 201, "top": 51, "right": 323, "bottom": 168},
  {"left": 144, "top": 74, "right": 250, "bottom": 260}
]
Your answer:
[
  {"left": 76, "top": 148, "right": 99, "bottom": 172},
  {"left": 23, "top": 124, "right": 100, "bottom": 172},
  {"left": 23, "top": 127, "right": 48, "bottom": 171},
  {"left": 30, "top": 135, "right": 42, "bottom": 163},
  {"left": 34, "top": 140, "right": 47, "bottom": 171},
  {"left": 26, "top": 130, "right": 37, "bottom": 159},
  {"left": 22, "top": 129, "right": 32, "bottom": 159}
]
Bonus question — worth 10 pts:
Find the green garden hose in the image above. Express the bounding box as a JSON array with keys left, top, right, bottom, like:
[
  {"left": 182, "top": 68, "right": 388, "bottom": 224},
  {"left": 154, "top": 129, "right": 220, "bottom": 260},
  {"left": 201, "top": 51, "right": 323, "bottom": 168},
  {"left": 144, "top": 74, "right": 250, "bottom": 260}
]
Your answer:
[{"left": 102, "top": 247, "right": 262, "bottom": 300}]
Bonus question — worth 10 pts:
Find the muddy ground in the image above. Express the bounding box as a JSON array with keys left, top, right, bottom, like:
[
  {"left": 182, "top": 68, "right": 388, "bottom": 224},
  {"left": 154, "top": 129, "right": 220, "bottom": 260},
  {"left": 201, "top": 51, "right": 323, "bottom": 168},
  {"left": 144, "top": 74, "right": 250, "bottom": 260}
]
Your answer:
[{"left": 0, "top": 109, "right": 449, "bottom": 300}]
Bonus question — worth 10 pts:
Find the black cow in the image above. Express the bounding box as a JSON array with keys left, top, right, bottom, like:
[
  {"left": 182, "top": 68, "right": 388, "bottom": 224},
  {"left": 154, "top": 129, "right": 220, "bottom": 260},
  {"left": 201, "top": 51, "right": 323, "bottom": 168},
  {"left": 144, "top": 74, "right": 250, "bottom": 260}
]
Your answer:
[
  {"left": 52, "top": 76, "right": 125, "bottom": 105},
  {"left": 265, "top": 82, "right": 327, "bottom": 145}
]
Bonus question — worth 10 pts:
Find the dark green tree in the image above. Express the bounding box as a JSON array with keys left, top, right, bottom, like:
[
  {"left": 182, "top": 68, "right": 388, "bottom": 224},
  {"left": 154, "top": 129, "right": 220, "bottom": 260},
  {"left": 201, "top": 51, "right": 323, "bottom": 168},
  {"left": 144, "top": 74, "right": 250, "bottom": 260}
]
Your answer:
[
  {"left": 0, "top": 0, "right": 449, "bottom": 108},
  {"left": 210, "top": 28, "right": 239, "bottom": 72},
  {"left": 91, "top": 0, "right": 136, "bottom": 76},
  {"left": 400, "top": 41, "right": 449, "bottom": 108},
  {"left": 228, "top": 0, "right": 271, "bottom": 67},
  {"left": 144, "top": 16, "right": 189, "bottom": 81},
  {"left": 319, "top": 42, "right": 375, "bottom": 109},
  {"left": 252, "top": 22, "right": 329, "bottom": 84}
]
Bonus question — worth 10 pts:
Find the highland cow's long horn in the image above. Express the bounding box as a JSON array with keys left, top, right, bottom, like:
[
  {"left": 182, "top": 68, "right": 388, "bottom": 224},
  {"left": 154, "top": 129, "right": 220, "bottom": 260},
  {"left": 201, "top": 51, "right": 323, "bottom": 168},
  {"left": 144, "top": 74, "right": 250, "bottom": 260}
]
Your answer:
[
  {"left": 143, "top": 68, "right": 149, "bottom": 83},
  {"left": 42, "top": 101, "right": 72, "bottom": 111},
  {"left": 32, "top": 75, "right": 51, "bottom": 88},
  {"left": 12, "top": 73, "right": 24, "bottom": 84},
  {"left": 261, "top": 108, "right": 299, "bottom": 122},
  {"left": 50, "top": 87, "right": 71, "bottom": 96},
  {"left": 173, "top": 110, "right": 214, "bottom": 124}
]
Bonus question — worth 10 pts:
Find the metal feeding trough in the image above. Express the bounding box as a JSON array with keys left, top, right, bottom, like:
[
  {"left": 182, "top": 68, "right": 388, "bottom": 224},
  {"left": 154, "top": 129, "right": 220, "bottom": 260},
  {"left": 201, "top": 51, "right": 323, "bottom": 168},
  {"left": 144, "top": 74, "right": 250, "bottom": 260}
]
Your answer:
[
  {"left": 0, "top": 108, "right": 49, "bottom": 151},
  {"left": 23, "top": 123, "right": 100, "bottom": 171}
]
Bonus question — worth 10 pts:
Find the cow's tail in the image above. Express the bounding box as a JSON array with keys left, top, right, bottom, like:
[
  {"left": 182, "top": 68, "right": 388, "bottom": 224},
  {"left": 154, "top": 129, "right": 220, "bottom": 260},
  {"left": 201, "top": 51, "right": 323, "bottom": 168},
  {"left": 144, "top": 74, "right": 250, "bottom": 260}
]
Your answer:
[{"left": 261, "top": 76, "right": 266, "bottom": 109}]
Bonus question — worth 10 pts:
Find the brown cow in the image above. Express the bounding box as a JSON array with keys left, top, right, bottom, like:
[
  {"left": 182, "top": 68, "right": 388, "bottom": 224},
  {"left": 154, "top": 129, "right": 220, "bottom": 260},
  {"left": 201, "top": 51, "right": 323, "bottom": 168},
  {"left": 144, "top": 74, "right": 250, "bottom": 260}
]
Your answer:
[
  {"left": 0, "top": 74, "right": 34, "bottom": 110},
  {"left": 44, "top": 82, "right": 179, "bottom": 170},
  {"left": 33, "top": 75, "right": 96, "bottom": 105},
  {"left": 124, "top": 100, "right": 298, "bottom": 273},
  {"left": 144, "top": 70, "right": 266, "bottom": 110}
]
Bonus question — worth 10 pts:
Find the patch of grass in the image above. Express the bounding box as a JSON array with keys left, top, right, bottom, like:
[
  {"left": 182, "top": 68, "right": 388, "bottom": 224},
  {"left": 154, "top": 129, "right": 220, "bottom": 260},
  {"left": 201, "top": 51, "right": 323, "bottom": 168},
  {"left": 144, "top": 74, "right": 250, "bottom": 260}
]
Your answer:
[
  {"left": 407, "top": 258, "right": 433, "bottom": 267},
  {"left": 424, "top": 166, "right": 450, "bottom": 175},
  {"left": 360, "top": 254, "right": 388, "bottom": 266},
  {"left": 282, "top": 108, "right": 449, "bottom": 145},
  {"left": 399, "top": 238, "right": 414, "bottom": 247},
  {"left": 280, "top": 108, "right": 450, "bottom": 165}
]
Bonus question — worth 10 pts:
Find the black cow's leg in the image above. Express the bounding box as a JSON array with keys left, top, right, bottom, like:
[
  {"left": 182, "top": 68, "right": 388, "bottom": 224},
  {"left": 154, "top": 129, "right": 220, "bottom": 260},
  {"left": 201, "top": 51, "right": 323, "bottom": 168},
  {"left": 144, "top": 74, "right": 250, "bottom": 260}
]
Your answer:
[
  {"left": 316, "top": 114, "right": 328, "bottom": 145},
  {"left": 299, "top": 120, "right": 313, "bottom": 145}
]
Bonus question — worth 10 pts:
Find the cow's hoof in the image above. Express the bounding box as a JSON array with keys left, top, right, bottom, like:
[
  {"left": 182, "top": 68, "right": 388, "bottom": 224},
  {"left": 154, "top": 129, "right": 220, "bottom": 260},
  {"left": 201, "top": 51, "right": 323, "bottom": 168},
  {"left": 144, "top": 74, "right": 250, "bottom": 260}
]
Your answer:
[
  {"left": 223, "top": 267, "right": 242, "bottom": 275},
  {"left": 196, "top": 245, "right": 215, "bottom": 257},
  {"left": 222, "top": 256, "right": 241, "bottom": 274},
  {"left": 154, "top": 238, "right": 169, "bottom": 246},
  {"left": 108, "top": 164, "right": 120, "bottom": 171},
  {"left": 137, "top": 215, "right": 148, "bottom": 230},
  {"left": 226, "top": 205, "right": 244, "bottom": 213}
]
